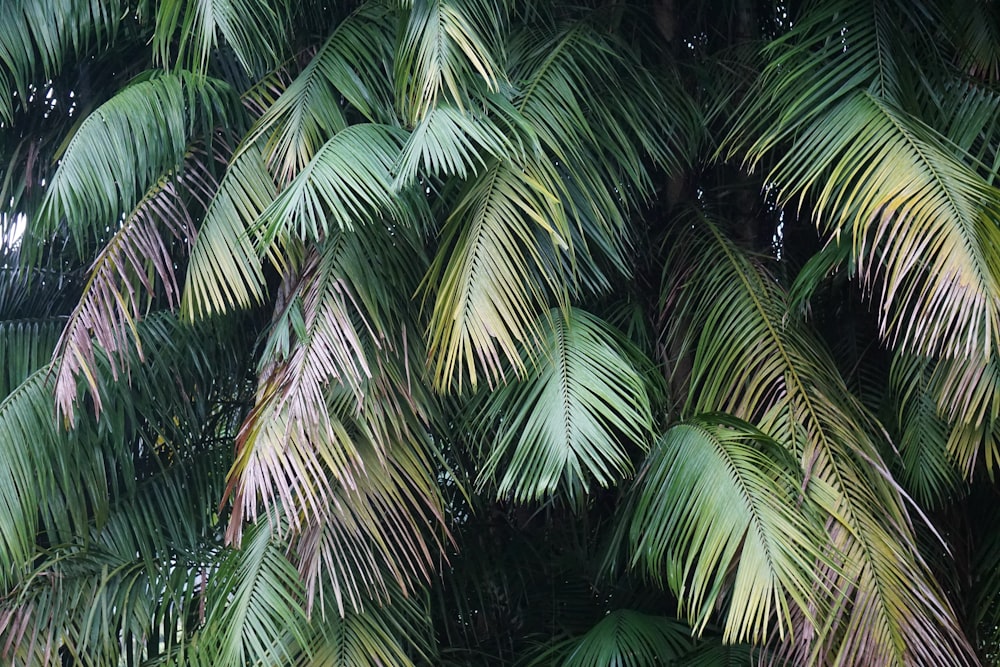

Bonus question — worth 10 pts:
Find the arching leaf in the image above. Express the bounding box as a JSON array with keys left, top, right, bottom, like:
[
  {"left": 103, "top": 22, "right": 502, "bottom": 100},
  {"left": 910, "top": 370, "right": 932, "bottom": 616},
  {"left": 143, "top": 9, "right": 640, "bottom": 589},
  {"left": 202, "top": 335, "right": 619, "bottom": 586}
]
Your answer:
[
  {"left": 624, "top": 414, "right": 826, "bottom": 643},
  {"left": 476, "top": 307, "right": 652, "bottom": 506}
]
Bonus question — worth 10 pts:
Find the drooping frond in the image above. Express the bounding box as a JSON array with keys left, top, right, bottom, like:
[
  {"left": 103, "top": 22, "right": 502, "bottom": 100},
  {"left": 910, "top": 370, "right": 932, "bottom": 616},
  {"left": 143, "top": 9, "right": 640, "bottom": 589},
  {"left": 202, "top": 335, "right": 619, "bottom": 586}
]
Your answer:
[
  {"left": 927, "top": 353, "right": 1000, "bottom": 478},
  {"left": 225, "top": 231, "right": 443, "bottom": 614},
  {"left": 0, "top": 0, "right": 126, "bottom": 123},
  {"left": 727, "top": 1, "right": 1000, "bottom": 361},
  {"left": 191, "top": 519, "right": 306, "bottom": 667},
  {"left": 623, "top": 415, "right": 826, "bottom": 643},
  {"left": 476, "top": 306, "right": 652, "bottom": 506},
  {"left": 297, "top": 589, "right": 434, "bottom": 666},
  {"left": 661, "top": 211, "right": 976, "bottom": 665},
  {"left": 424, "top": 158, "right": 566, "bottom": 391},
  {"left": 52, "top": 158, "right": 207, "bottom": 418},
  {"left": 888, "top": 352, "right": 963, "bottom": 509},
  {"left": 0, "top": 370, "right": 63, "bottom": 589},
  {"left": 254, "top": 123, "right": 413, "bottom": 248},
  {"left": 394, "top": 0, "right": 504, "bottom": 123},
  {"left": 36, "top": 70, "right": 237, "bottom": 244},
  {"left": 242, "top": 0, "right": 396, "bottom": 183},
  {"left": 152, "top": 0, "right": 288, "bottom": 76},
  {"left": 182, "top": 144, "right": 274, "bottom": 319},
  {"left": 393, "top": 100, "right": 528, "bottom": 188},
  {"left": 0, "top": 319, "right": 63, "bottom": 398}
]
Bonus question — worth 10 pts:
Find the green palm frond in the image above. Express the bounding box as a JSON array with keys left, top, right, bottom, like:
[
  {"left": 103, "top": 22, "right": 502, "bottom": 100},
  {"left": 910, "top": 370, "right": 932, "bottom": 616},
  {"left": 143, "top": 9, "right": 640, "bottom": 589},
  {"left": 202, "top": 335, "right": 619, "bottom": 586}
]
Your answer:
[
  {"left": 928, "top": 353, "right": 1000, "bottom": 478},
  {"left": 728, "top": 1, "right": 1000, "bottom": 361},
  {"left": 393, "top": 100, "right": 528, "bottom": 188},
  {"left": 888, "top": 353, "right": 963, "bottom": 509},
  {"left": 226, "top": 233, "right": 442, "bottom": 615},
  {"left": 0, "top": 319, "right": 63, "bottom": 398},
  {"left": 511, "top": 19, "right": 696, "bottom": 195},
  {"left": 182, "top": 144, "right": 274, "bottom": 319},
  {"left": 424, "top": 158, "right": 565, "bottom": 391},
  {"left": 394, "top": 0, "right": 504, "bottom": 123},
  {"left": 507, "top": 17, "right": 696, "bottom": 296},
  {"left": 152, "top": 0, "right": 288, "bottom": 76},
  {"left": 675, "top": 639, "right": 757, "bottom": 667},
  {"left": 530, "top": 610, "right": 693, "bottom": 667},
  {"left": 623, "top": 414, "right": 826, "bottom": 644},
  {"left": 254, "top": 123, "right": 414, "bottom": 249},
  {"left": 943, "top": 0, "right": 1000, "bottom": 82},
  {"left": 476, "top": 306, "right": 652, "bottom": 506},
  {"left": 0, "top": 369, "right": 63, "bottom": 588},
  {"left": 294, "top": 582, "right": 435, "bottom": 666},
  {"left": 190, "top": 519, "right": 306, "bottom": 667},
  {"left": 36, "top": 70, "right": 237, "bottom": 244},
  {"left": 242, "top": 0, "right": 396, "bottom": 183},
  {"left": 0, "top": 0, "right": 127, "bottom": 123},
  {"left": 0, "top": 312, "right": 257, "bottom": 665},
  {"left": 662, "top": 211, "right": 975, "bottom": 665}
]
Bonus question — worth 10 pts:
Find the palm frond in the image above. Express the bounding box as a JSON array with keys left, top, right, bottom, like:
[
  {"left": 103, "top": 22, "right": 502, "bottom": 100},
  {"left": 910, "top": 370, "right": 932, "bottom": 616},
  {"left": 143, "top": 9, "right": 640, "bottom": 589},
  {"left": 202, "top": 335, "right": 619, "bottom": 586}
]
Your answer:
[
  {"left": 36, "top": 70, "right": 237, "bottom": 245},
  {"left": 152, "top": 0, "right": 288, "bottom": 76},
  {"left": 530, "top": 610, "right": 693, "bottom": 667},
  {"left": 52, "top": 158, "right": 209, "bottom": 418},
  {"left": 424, "top": 158, "right": 565, "bottom": 391},
  {"left": 0, "top": 319, "right": 64, "bottom": 398},
  {"left": 393, "top": 100, "right": 528, "bottom": 188},
  {"left": 181, "top": 144, "right": 274, "bottom": 319},
  {"left": 623, "top": 414, "right": 826, "bottom": 644},
  {"left": 394, "top": 0, "right": 504, "bottom": 123},
  {"left": 928, "top": 353, "right": 1000, "bottom": 478},
  {"left": 476, "top": 306, "right": 652, "bottom": 506},
  {"left": 191, "top": 519, "right": 306, "bottom": 667},
  {"left": 888, "top": 352, "right": 963, "bottom": 508},
  {"left": 296, "top": 584, "right": 435, "bottom": 666},
  {"left": 728, "top": 1, "right": 1000, "bottom": 361},
  {"left": 254, "top": 123, "right": 414, "bottom": 249},
  {"left": 662, "top": 211, "right": 976, "bottom": 665},
  {"left": 0, "top": 370, "right": 62, "bottom": 589},
  {"left": 0, "top": 0, "right": 126, "bottom": 123},
  {"left": 242, "top": 0, "right": 396, "bottom": 183},
  {"left": 225, "top": 233, "right": 443, "bottom": 615}
]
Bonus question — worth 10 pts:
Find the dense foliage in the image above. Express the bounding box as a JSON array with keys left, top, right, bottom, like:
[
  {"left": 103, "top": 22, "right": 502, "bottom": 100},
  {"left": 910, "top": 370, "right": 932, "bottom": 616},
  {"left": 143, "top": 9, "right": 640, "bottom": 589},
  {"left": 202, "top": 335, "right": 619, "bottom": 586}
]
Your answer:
[{"left": 2, "top": 0, "right": 1000, "bottom": 664}]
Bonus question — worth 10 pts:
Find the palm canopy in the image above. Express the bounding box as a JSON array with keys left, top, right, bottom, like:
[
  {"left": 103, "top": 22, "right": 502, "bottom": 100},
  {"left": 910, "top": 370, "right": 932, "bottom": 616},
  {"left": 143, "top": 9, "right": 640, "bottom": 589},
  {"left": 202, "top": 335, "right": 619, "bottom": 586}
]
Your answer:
[{"left": 0, "top": 0, "right": 999, "bottom": 665}]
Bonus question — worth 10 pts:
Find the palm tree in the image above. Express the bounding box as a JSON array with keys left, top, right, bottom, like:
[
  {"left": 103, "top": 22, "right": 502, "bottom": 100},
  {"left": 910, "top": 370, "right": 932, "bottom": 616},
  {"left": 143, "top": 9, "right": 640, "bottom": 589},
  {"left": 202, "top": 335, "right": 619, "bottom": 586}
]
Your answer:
[{"left": 1, "top": 0, "right": 1000, "bottom": 664}]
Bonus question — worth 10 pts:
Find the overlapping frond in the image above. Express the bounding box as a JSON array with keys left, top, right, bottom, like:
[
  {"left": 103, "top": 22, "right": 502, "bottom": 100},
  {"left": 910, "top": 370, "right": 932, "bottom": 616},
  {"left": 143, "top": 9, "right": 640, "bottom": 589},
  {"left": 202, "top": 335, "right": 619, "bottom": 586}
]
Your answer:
[
  {"left": 533, "top": 610, "right": 693, "bottom": 667},
  {"left": 242, "top": 0, "right": 396, "bottom": 183},
  {"left": 393, "top": 101, "right": 527, "bottom": 187},
  {"left": 661, "top": 212, "right": 975, "bottom": 665},
  {"left": 394, "top": 0, "right": 504, "bottom": 123},
  {"left": 623, "top": 415, "right": 826, "bottom": 643},
  {"left": 52, "top": 159, "right": 208, "bottom": 418},
  {"left": 152, "top": 0, "right": 288, "bottom": 76},
  {"left": 0, "top": 370, "right": 64, "bottom": 589},
  {"left": 36, "top": 70, "right": 237, "bottom": 243},
  {"left": 254, "top": 123, "right": 413, "bottom": 248},
  {"left": 0, "top": 319, "right": 63, "bottom": 398},
  {"left": 424, "top": 158, "right": 565, "bottom": 391},
  {"left": 225, "top": 231, "right": 442, "bottom": 614},
  {"left": 888, "top": 353, "right": 963, "bottom": 508},
  {"left": 928, "top": 353, "right": 1000, "bottom": 478},
  {"left": 181, "top": 144, "right": 274, "bottom": 318},
  {"left": 0, "top": 0, "right": 125, "bottom": 122},
  {"left": 476, "top": 306, "right": 652, "bottom": 506},
  {"left": 728, "top": 1, "right": 1000, "bottom": 361}
]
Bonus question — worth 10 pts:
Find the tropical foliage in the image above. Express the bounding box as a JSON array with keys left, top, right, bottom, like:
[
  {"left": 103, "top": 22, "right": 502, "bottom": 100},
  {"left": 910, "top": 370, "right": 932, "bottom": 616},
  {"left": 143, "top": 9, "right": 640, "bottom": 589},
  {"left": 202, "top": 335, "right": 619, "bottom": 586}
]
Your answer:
[{"left": 1, "top": 0, "right": 1000, "bottom": 665}]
